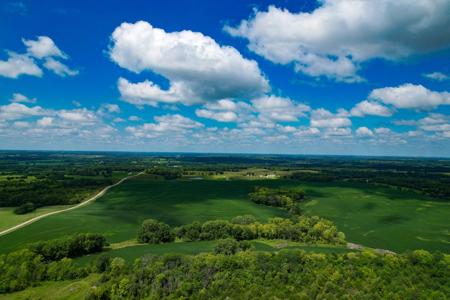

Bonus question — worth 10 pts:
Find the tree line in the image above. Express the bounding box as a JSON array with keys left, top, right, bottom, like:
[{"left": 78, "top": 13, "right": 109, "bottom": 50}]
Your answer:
[{"left": 137, "top": 216, "right": 346, "bottom": 246}]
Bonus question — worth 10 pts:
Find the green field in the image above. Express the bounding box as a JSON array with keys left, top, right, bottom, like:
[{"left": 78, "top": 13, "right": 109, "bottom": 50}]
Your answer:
[
  {"left": 0, "top": 206, "right": 71, "bottom": 232},
  {"left": 74, "top": 240, "right": 351, "bottom": 266},
  {"left": 0, "top": 175, "right": 287, "bottom": 253},
  {"left": 0, "top": 175, "right": 448, "bottom": 254},
  {"left": 0, "top": 274, "right": 100, "bottom": 300},
  {"left": 298, "top": 182, "right": 450, "bottom": 253}
]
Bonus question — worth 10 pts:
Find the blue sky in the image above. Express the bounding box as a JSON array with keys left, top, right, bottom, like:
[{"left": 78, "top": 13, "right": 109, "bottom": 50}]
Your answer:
[{"left": 1, "top": 0, "right": 450, "bottom": 156}]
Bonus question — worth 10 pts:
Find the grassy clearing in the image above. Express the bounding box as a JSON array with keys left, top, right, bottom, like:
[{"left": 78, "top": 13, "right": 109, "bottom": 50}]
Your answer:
[
  {"left": 0, "top": 176, "right": 448, "bottom": 254},
  {"left": 0, "top": 274, "right": 100, "bottom": 300},
  {"left": 74, "top": 240, "right": 352, "bottom": 266}
]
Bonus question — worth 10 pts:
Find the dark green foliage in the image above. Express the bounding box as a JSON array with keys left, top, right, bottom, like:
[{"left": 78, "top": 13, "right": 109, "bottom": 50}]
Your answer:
[
  {"left": 0, "top": 249, "right": 87, "bottom": 293},
  {"left": 145, "top": 167, "right": 182, "bottom": 180},
  {"left": 85, "top": 250, "right": 450, "bottom": 299},
  {"left": 137, "top": 219, "right": 175, "bottom": 244},
  {"left": 13, "top": 202, "right": 35, "bottom": 214},
  {"left": 214, "top": 238, "right": 252, "bottom": 255},
  {"left": 174, "top": 221, "right": 202, "bottom": 241},
  {"left": 176, "top": 216, "right": 345, "bottom": 245},
  {"left": 29, "top": 233, "right": 107, "bottom": 261},
  {"left": 249, "top": 186, "right": 305, "bottom": 214},
  {"left": 231, "top": 214, "right": 257, "bottom": 224}
]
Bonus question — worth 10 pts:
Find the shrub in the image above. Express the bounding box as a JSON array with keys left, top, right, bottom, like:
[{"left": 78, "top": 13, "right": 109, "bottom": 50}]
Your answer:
[
  {"left": 137, "top": 219, "right": 175, "bottom": 244},
  {"left": 214, "top": 238, "right": 252, "bottom": 255},
  {"left": 14, "top": 202, "right": 35, "bottom": 214}
]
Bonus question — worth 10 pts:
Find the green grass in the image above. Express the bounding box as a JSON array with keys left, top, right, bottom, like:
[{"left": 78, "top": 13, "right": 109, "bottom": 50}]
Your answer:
[
  {"left": 0, "top": 205, "right": 70, "bottom": 232},
  {"left": 297, "top": 182, "right": 450, "bottom": 253},
  {"left": 0, "top": 176, "right": 448, "bottom": 254},
  {"left": 0, "top": 176, "right": 287, "bottom": 253},
  {"left": 0, "top": 274, "right": 100, "bottom": 300},
  {"left": 74, "top": 240, "right": 352, "bottom": 266}
]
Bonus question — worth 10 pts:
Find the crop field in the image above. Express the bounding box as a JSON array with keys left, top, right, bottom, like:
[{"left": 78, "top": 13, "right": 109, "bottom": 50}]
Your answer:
[
  {"left": 0, "top": 175, "right": 288, "bottom": 253},
  {"left": 0, "top": 206, "right": 70, "bottom": 232},
  {"left": 297, "top": 182, "right": 450, "bottom": 253},
  {"left": 0, "top": 174, "right": 448, "bottom": 254}
]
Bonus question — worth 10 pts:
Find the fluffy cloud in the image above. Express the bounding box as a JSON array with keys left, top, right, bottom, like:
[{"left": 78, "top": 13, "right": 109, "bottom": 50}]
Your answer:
[
  {"left": 126, "top": 114, "right": 203, "bottom": 138},
  {"left": 351, "top": 100, "right": 392, "bottom": 117},
  {"left": 310, "top": 108, "right": 351, "bottom": 128},
  {"left": 43, "top": 58, "right": 78, "bottom": 76},
  {"left": 9, "top": 93, "right": 37, "bottom": 104},
  {"left": 0, "top": 103, "right": 46, "bottom": 121},
  {"left": 251, "top": 96, "right": 310, "bottom": 122},
  {"left": 369, "top": 84, "right": 450, "bottom": 109},
  {"left": 195, "top": 109, "right": 238, "bottom": 122},
  {"left": 0, "top": 36, "right": 77, "bottom": 78},
  {"left": 109, "top": 21, "right": 269, "bottom": 105},
  {"left": 423, "top": 72, "right": 449, "bottom": 81},
  {"left": 225, "top": 1, "right": 450, "bottom": 82},
  {"left": 356, "top": 127, "right": 374, "bottom": 137},
  {"left": 0, "top": 52, "right": 42, "bottom": 78},
  {"left": 23, "top": 36, "right": 66, "bottom": 59}
]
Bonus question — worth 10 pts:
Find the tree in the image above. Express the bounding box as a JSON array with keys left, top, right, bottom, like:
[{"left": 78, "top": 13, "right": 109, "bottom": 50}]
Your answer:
[
  {"left": 214, "top": 238, "right": 252, "bottom": 255},
  {"left": 137, "top": 219, "right": 175, "bottom": 244}
]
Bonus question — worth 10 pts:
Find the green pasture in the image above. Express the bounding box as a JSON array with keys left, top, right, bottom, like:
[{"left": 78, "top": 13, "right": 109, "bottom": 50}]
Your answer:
[
  {"left": 74, "top": 240, "right": 352, "bottom": 266},
  {"left": 0, "top": 274, "right": 100, "bottom": 300},
  {"left": 0, "top": 175, "right": 448, "bottom": 254},
  {"left": 0, "top": 176, "right": 287, "bottom": 253},
  {"left": 0, "top": 206, "right": 70, "bottom": 232}
]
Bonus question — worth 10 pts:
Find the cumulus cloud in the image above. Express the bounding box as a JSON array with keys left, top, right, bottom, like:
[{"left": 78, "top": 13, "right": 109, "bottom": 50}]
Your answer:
[
  {"left": 126, "top": 114, "right": 203, "bottom": 138},
  {"left": 369, "top": 84, "right": 450, "bottom": 109},
  {"left": 195, "top": 109, "right": 238, "bottom": 122},
  {"left": 310, "top": 108, "right": 351, "bottom": 128},
  {"left": 9, "top": 93, "right": 37, "bottom": 104},
  {"left": 109, "top": 21, "right": 269, "bottom": 105},
  {"left": 23, "top": 36, "right": 66, "bottom": 59},
  {"left": 0, "top": 52, "right": 42, "bottom": 78},
  {"left": 423, "top": 72, "right": 449, "bottom": 81},
  {"left": 251, "top": 95, "right": 310, "bottom": 122},
  {"left": 225, "top": 1, "right": 450, "bottom": 82},
  {"left": 351, "top": 100, "right": 392, "bottom": 117},
  {"left": 0, "top": 103, "right": 46, "bottom": 120},
  {"left": 0, "top": 36, "right": 77, "bottom": 78},
  {"left": 43, "top": 57, "right": 78, "bottom": 76},
  {"left": 356, "top": 127, "right": 374, "bottom": 137}
]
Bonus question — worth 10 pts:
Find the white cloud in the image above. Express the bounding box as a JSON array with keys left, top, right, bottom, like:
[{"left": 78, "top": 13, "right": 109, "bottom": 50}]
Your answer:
[
  {"left": 369, "top": 84, "right": 450, "bottom": 109},
  {"left": 13, "top": 121, "right": 29, "bottom": 128},
  {"left": 356, "top": 127, "right": 374, "bottom": 137},
  {"left": 43, "top": 57, "right": 78, "bottom": 76},
  {"left": 109, "top": 21, "right": 269, "bottom": 105},
  {"left": 59, "top": 108, "right": 98, "bottom": 123},
  {"left": 251, "top": 95, "right": 310, "bottom": 122},
  {"left": 0, "top": 52, "right": 42, "bottom": 78},
  {"left": 23, "top": 36, "right": 66, "bottom": 59},
  {"left": 128, "top": 115, "right": 141, "bottom": 121},
  {"left": 0, "top": 103, "right": 46, "bottom": 120},
  {"left": 225, "top": 1, "right": 450, "bottom": 82},
  {"left": 126, "top": 114, "right": 203, "bottom": 138},
  {"left": 37, "top": 117, "right": 54, "bottom": 127},
  {"left": 9, "top": 93, "right": 37, "bottom": 104},
  {"left": 0, "top": 36, "right": 77, "bottom": 78},
  {"left": 423, "top": 72, "right": 449, "bottom": 81},
  {"left": 195, "top": 109, "right": 238, "bottom": 122},
  {"left": 310, "top": 108, "right": 351, "bottom": 128},
  {"left": 351, "top": 100, "right": 392, "bottom": 117}
]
